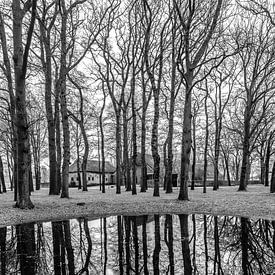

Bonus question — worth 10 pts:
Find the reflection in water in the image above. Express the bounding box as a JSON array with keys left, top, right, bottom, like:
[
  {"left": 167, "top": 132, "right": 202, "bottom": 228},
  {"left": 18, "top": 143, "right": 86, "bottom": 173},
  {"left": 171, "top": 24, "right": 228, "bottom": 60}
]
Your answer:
[{"left": 0, "top": 214, "right": 274, "bottom": 274}]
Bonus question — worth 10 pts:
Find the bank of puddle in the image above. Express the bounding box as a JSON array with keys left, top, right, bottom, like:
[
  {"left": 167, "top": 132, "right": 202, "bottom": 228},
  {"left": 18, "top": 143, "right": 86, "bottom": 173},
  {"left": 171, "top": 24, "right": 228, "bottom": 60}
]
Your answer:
[{"left": 0, "top": 214, "right": 274, "bottom": 274}]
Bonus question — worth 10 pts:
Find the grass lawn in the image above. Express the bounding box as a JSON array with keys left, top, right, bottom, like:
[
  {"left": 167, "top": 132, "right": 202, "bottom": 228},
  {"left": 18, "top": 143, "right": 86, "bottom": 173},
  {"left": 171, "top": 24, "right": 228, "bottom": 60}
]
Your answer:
[{"left": 0, "top": 185, "right": 274, "bottom": 227}]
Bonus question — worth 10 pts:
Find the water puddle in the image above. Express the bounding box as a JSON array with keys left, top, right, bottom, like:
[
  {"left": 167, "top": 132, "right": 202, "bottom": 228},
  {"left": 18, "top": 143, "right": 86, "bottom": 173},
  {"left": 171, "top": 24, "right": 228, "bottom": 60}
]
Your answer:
[{"left": 0, "top": 214, "right": 274, "bottom": 274}]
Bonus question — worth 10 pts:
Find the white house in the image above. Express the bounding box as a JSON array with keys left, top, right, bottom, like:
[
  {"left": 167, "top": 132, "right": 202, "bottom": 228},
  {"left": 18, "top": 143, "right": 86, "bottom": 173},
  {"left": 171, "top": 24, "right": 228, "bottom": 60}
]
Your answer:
[{"left": 69, "top": 159, "right": 116, "bottom": 186}]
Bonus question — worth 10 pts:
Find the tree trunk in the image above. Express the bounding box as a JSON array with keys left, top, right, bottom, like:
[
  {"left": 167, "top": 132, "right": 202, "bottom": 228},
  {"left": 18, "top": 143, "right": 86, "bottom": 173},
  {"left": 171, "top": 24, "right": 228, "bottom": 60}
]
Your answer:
[
  {"left": 0, "top": 11, "right": 17, "bottom": 196},
  {"left": 191, "top": 115, "right": 196, "bottom": 190},
  {"left": 213, "top": 120, "right": 221, "bottom": 190},
  {"left": 203, "top": 93, "right": 209, "bottom": 193},
  {"left": 76, "top": 135, "right": 82, "bottom": 189},
  {"left": 0, "top": 156, "right": 6, "bottom": 193},
  {"left": 123, "top": 109, "right": 131, "bottom": 191},
  {"left": 166, "top": 13, "right": 177, "bottom": 194},
  {"left": 270, "top": 161, "right": 275, "bottom": 193},
  {"left": 55, "top": 82, "right": 62, "bottom": 193},
  {"left": 264, "top": 136, "right": 272, "bottom": 187},
  {"left": 40, "top": 24, "right": 58, "bottom": 195},
  {"left": 99, "top": 92, "right": 106, "bottom": 193},
  {"left": 140, "top": 71, "right": 148, "bottom": 192},
  {"left": 131, "top": 70, "right": 137, "bottom": 195},
  {"left": 12, "top": 0, "right": 36, "bottom": 209},
  {"left": 179, "top": 83, "right": 192, "bottom": 201},
  {"left": 239, "top": 116, "right": 250, "bottom": 191},
  {"left": 115, "top": 114, "right": 122, "bottom": 194},
  {"left": 81, "top": 123, "right": 89, "bottom": 192},
  {"left": 59, "top": 2, "right": 70, "bottom": 198},
  {"left": 163, "top": 138, "right": 168, "bottom": 191}
]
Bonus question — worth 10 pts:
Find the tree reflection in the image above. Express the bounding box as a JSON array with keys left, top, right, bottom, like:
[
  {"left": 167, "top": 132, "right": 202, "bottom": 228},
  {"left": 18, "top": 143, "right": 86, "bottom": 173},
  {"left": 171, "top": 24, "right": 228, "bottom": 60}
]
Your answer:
[
  {"left": 178, "top": 214, "right": 192, "bottom": 274},
  {"left": 153, "top": 214, "right": 161, "bottom": 274},
  {"left": 16, "top": 223, "right": 36, "bottom": 275},
  {"left": 0, "top": 227, "right": 7, "bottom": 275},
  {"left": 131, "top": 216, "right": 139, "bottom": 274},
  {"left": 1, "top": 214, "right": 274, "bottom": 274},
  {"left": 142, "top": 215, "right": 149, "bottom": 275},
  {"left": 164, "top": 214, "right": 174, "bottom": 274},
  {"left": 78, "top": 218, "right": 92, "bottom": 274},
  {"left": 117, "top": 216, "right": 124, "bottom": 274}
]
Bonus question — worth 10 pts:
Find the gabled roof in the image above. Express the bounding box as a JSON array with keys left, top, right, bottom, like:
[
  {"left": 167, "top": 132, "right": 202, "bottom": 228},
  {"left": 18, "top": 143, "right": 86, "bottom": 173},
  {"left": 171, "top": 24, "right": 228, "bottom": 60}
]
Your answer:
[
  {"left": 69, "top": 160, "right": 116, "bottom": 174},
  {"left": 136, "top": 153, "right": 154, "bottom": 173}
]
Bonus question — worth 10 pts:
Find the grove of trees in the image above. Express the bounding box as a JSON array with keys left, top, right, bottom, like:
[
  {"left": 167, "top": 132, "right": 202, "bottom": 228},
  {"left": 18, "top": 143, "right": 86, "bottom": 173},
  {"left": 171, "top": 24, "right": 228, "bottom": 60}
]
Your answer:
[{"left": 0, "top": 0, "right": 275, "bottom": 208}]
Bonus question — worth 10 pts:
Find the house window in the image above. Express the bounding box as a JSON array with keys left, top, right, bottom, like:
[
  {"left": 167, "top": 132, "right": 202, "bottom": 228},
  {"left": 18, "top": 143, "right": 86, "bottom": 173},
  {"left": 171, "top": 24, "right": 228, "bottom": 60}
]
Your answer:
[
  {"left": 71, "top": 177, "right": 74, "bottom": 181},
  {"left": 88, "top": 177, "right": 91, "bottom": 181},
  {"left": 92, "top": 177, "right": 94, "bottom": 181}
]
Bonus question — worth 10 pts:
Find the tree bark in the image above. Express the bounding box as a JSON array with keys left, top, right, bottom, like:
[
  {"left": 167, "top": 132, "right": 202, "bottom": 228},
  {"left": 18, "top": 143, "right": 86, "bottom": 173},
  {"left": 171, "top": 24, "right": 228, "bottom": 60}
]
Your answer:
[
  {"left": 178, "top": 214, "right": 192, "bottom": 274},
  {"left": 239, "top": 115, "right": 250, "bottom": 191},
  {"left": 59, "top": 0, "right": 70, "bottom": 198},
  {"left": 191, "top": 115, "right": 196, "bottom": 190},
  {"left": 0, "top": 11, "right": 17, "bottom": 197},
  {"left": 166, "top": 9, "right": 177, "bottom": 194},
  {"left": 0, "top": 156, "right": 6, "bottom": 193},
  {"left": 12, "top": 0, "right": 37, "bottom": 209},
  {"left": 99, "top": 91, "right": 106, "bottom": 193},
  {"left": 270, "top": 161, "right": 275, "bottom": 193},
  {"left": 264, "top": 134, "right": 273, "bottom": 187},
  {"left": 123, "top": 109, "right": 131, "bottom": 191},
  {"left": 178, "top": 83, "right": 192, "bottom": 201},
  {"left": 203, "top": 92, "right": 209, "bottom": 193},
  {"left": 131, "top": 68, "right": 137, "bottom": 195},
  {"left": 38, "top": 7, "right": 58, "bottom": 195}
]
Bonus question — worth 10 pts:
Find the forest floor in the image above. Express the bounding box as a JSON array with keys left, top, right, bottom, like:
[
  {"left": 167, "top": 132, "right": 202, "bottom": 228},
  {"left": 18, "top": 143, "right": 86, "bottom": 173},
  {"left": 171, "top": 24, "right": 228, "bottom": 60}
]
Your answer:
[{"left": 0, "top": 185, "right": 274, "bottom": 227}]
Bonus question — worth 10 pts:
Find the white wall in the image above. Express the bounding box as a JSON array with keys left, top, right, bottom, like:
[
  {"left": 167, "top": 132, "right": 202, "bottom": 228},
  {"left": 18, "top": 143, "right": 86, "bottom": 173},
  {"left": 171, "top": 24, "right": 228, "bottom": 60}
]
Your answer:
[{"left": 69, "top": 172, "right": 113, "bottom": 186}]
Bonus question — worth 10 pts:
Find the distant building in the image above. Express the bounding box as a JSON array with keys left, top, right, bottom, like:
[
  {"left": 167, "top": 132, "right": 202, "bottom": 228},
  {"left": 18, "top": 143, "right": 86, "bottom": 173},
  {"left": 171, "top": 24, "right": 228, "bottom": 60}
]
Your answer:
[
  {"left": 69, "top": 160, "right": 116, "bottom": 187},
  {"left": 135, "top": 153, "right": 154, "bottom": 186}
]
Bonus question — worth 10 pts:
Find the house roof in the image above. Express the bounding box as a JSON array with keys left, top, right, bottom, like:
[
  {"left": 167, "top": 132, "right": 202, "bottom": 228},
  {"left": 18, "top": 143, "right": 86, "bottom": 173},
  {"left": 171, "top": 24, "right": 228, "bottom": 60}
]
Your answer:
[
  {"left": 69, "top": 160, "right": 116, "bottom": 174},
  {"left": 136, "top": 153, "right": 154, "bottom": 173}
]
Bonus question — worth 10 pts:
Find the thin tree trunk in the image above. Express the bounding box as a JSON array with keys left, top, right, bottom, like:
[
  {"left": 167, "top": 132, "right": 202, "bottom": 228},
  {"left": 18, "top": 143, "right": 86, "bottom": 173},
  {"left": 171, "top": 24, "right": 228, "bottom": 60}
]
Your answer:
[
  {"left": 55, "top": 80, "right": 62, "bottom": 193},
  {"left": 99, "top": 91, "right": 106, "bottom": 193},
  {"left": 116, "top": 114, "right": 122, "bottom": 194},
  {"left": 140, "top": 66, "right": 148, "bottom": 192},
  {"left": 76, "top": 132, "right": 82, "bottom": 189},
  {"left": 264, "top": 135, "right": 272, "bottom": 187},
  {"left": 166, "top": 9, "right": 176, "bottom": 194},
  {"left": 0, "top": 156, "right": 6, "bottom": 193},
  {"left": 191, "top": 115, "right": 196, "bottom": 190},
  {"left": 123, "top": 109, "right": 131, "bottom": 191},
  {"left": 59, "top": 0, "right": 70, "bottom": 198},
  {"left": 163, "top": 138, "right": 168, "bottom": 191},
  {"left": 131, "top": 68, "right": 137, "bottom": 195},
  {"left": 39, "top": 12, "right": 58, "bottom": 195},
  {"left": 203, "top": 92, "right": 209, "bottom": 193}
]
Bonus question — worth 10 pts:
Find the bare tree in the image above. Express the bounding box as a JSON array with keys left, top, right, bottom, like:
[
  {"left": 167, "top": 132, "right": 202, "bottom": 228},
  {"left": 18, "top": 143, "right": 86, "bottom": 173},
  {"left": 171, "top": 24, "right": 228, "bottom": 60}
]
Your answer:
[
  {"left": 12, "top": 0, "right": 37, "bottom": 208},
  {"left": 175, "top": 0, "right": 223, "bottom": 200}
]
